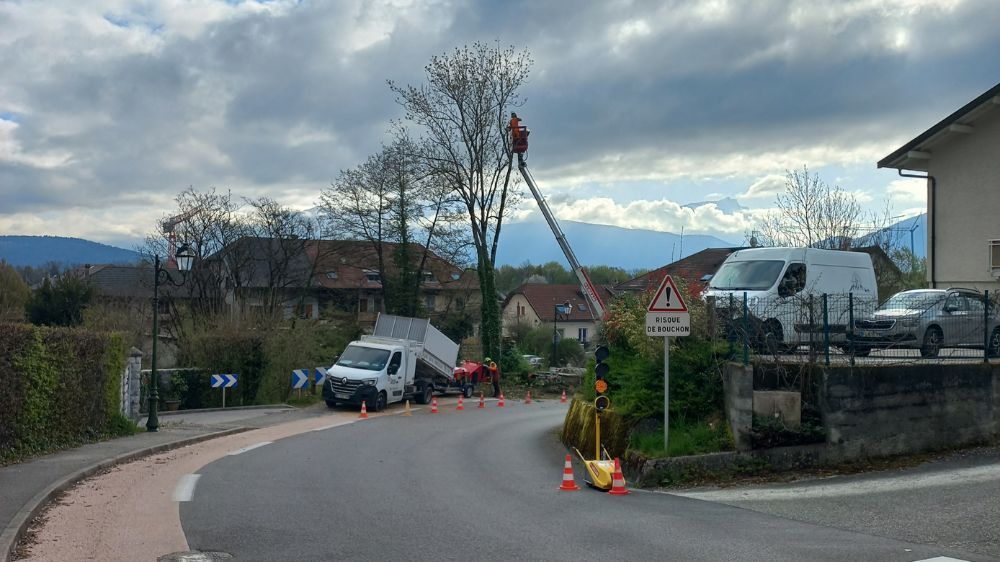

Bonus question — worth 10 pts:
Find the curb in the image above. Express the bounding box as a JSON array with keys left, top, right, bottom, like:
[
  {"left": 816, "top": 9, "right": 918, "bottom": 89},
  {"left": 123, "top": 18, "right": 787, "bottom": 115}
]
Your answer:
[
  {"left": 155, "top": 404, "right": 295, "bottom": 417},
  {"left": 1, "top": 427, "right": 250, "bottom": 562}
]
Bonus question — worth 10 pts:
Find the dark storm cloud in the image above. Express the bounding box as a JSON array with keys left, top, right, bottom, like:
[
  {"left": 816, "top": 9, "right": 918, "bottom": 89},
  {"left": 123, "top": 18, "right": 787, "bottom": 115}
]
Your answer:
[{"left": 1, "top": 0, "right": 999, "bottom": 237}]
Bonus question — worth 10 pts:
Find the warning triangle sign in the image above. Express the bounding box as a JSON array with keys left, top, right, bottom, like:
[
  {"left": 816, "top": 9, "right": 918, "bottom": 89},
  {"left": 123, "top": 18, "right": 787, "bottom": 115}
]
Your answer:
[{"left": 647, "top": 275, "right": 688, "bottom": 312}]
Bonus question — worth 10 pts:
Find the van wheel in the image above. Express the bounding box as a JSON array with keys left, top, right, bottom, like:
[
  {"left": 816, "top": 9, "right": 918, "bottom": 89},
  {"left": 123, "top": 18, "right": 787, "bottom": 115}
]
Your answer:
[
  {"left": 920, "top": 327, "right": 943, "bottom": 358},
  {"left": 988, "top": 328, "right": 1000, "bottom": 358},
  {"left": 373, "top": 391, "right": 387, "bottom": 412}
]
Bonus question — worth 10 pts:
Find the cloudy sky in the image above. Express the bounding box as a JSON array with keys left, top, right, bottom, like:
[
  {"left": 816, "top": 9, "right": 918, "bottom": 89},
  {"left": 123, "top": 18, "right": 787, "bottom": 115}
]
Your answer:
[{"left": 2, "top": 0, "right": 999, "bottom": 249}]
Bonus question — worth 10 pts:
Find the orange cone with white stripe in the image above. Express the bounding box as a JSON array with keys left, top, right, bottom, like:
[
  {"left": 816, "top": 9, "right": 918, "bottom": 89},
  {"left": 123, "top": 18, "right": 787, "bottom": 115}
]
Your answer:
[
  {"left": 359, "top": 401, "right": 369, "bottom": 419},
  {"left": 457, "top": 395, "right": 465, "bottom": 411},
  {"left": 560, "top": 389, "right": 567, "bottom": 403},
  {"left": 559, "top": 454, "right": 580, "bottom": 491},
  {"left": 478, "top": 392, "right": 485, "bottom": 409},
  {"left": 525, "top": 391, "right": 533, "bottom": 405},
  {"left": 608, "top": 458, "right": 629, "bottom": 495},
  {"left": 498, "top": 393, "right": 505, "bottom": 407},
  {"left": 431, "top": 397, "right": 439, "bottom": 414}
]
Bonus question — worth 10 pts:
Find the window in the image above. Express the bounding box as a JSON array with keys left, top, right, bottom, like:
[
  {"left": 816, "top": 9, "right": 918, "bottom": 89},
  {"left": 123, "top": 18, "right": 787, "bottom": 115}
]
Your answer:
[
  {"left": 325, "top": 271, "right": 338, "bottom": 279},
  {"left": 336, "top": 345, "right": 390, "bottom": 371},
  {"left": 578, "top": 327, "right": 588, "bottom": 344},
  {"left": 388, "top": 352, "right": 402, "bottom": 374},
  {"left": 422, "top": 271, "right": 436, "bottom": 283},
  {"left": 577, "top": 303, "right": 588, "bottom": 312},
  {"left": 710, "top": 260, "right": 785, "bottom": 291},
  {"left": 361, "top": 296, "right": 376, "bottom": 313},
  {"left": 364, "top": 270, "right": 381, "bottom": 283},
  {"left": 778, "top": 263, "right": 806, "bottom": 297},
  {"left": 424, "top": 294, "right": 436, "bottom": 310},
  {"left": 450, "top": 272, "right": 461, "bottom": 281}
]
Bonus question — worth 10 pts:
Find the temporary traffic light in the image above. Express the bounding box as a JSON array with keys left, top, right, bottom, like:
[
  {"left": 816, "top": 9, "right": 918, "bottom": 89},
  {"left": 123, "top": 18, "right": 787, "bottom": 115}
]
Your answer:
[{"left": 594, "top": 345, "right": 609, "bottom": 395}]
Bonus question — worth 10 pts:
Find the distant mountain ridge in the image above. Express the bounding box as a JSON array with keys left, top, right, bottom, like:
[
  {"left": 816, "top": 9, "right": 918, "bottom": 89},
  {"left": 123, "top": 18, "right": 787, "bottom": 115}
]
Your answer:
[
  {"left": 497, "top": 220, "right": 739, "bottom": 270},
  {"left": 0, "top": 236, "right": 141, "bottom": 267}
]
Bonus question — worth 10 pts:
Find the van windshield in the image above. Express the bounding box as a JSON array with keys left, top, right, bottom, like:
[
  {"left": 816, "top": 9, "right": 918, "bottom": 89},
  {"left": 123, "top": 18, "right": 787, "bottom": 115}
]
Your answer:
[
  {"left": 336, "top": 345, "right": 390, "bottom": 372},
  {"left": 709, "top": 260, "right": 786, "bottom": 291}
]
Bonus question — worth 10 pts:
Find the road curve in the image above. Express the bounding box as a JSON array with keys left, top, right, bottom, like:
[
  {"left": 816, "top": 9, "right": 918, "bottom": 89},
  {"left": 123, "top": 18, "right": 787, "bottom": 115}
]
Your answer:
[{"left": 180, "top": 401, "right": 981, "bottom": 561}]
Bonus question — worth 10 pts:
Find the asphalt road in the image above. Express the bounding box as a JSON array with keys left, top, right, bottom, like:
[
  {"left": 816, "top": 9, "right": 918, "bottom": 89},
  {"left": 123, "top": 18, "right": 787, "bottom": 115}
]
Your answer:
[{"left": 180, "top": 401, "right": 984, "bottom": 561}]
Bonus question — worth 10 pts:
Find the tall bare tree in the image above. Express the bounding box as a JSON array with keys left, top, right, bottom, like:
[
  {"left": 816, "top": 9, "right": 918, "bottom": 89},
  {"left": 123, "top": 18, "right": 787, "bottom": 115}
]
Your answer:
[
  {"left": 755, "top": 166, "right": 895, "bottom": 250},
  {"left": 390, "top": 42, "right": 531, "bottom": 357}
]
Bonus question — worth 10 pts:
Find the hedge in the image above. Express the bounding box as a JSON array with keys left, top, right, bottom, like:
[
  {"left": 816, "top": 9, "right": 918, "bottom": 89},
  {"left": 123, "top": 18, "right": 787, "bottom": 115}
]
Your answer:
[{"left": 0, "top": 323, "right": 133, "bottom": 464}]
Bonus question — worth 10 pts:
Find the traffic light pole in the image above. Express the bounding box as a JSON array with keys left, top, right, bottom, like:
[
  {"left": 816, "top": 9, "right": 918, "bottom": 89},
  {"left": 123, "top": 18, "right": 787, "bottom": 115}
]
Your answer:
[{"left": 664, "top": 336, "right": 670, "bottom": 452}]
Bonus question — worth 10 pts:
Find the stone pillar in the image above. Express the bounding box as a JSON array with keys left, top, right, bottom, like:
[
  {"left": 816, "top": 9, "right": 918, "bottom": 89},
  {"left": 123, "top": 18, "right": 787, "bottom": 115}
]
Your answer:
[
  {"left": 128, "top": 347, "right": 143, "bottom": 421},
  {"left": 722, "top": 362, "right": 753, "bottom": 451}
]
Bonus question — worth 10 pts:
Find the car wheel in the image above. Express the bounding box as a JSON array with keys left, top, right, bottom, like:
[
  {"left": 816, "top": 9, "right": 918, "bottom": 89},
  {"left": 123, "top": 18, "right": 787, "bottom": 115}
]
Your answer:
[
  {"left": 373, "top": 391, "right": 387, "bottom": 412},
  {"left": 989, "top": 328, "right": 1000, "bottom": 358},
  {"left": 325, "top": 400, "right": 338, "bottom": 409},
  {"left": 920, "top": 327, "right": 942, "bottom": 358}
]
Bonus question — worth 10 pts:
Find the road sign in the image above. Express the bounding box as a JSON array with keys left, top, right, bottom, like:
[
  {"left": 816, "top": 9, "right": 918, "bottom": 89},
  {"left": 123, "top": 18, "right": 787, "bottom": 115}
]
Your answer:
[
  {"left": 645, "top": 275, "right": 691, "bottom": 337},
  {"left": 292, "top": 369, "right": 310, "bottom": 389},
  {"left": 211, "top": 374, "right": 238, "bottom": 388},
  {"left": 315, "top": 367, "right": 328, "bottom": 384}
]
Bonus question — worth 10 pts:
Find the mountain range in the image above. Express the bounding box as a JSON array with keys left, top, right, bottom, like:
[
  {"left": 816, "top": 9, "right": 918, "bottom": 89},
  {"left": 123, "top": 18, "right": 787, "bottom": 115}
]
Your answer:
[{"left": 0, "top": 236, "right": 142, "bottom": 268}]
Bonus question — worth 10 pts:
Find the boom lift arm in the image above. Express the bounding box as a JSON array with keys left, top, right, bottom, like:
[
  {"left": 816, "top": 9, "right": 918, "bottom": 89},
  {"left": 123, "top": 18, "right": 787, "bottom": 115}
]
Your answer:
[{"left": 511, "top": 117, "right": 606, "bottom": 320}]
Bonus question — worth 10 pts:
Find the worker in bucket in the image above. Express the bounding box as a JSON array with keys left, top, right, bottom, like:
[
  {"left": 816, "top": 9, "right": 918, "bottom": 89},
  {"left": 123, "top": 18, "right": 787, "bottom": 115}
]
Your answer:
[{"left": 509, "top": 112, "right": 521, "bottom": 138}]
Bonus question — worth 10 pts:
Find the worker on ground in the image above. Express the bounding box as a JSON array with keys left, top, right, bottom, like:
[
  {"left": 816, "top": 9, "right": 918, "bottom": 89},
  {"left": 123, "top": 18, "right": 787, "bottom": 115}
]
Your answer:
[{"left": 485, "top": 357, "right": 501, "bottom": 397}]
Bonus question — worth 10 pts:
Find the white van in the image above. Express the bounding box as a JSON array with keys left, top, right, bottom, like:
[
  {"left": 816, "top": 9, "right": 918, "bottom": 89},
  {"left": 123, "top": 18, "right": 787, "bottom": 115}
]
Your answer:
[{"left": 702, "top": 247, "right": 878, "bottom": 349}]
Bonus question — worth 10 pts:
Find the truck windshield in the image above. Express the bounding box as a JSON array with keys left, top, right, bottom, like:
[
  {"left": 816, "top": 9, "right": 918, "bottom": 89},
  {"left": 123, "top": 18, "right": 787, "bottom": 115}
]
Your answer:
[
  {"left": 336, "top": 345, "right": 390, "bottom": 372},
  {"left": 709, "top": 260, "right": 785, "bottom": 291}
]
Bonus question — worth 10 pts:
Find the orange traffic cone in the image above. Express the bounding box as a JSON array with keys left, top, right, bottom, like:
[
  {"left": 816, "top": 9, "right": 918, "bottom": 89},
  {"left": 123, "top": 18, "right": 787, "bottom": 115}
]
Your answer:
[
  {"left": 498, "top": 393, "right": 505, "bottom": 407},
  {"left": 431, "top": 397, "right": 439, "bottom": 414},
  {"left": 359, "top": 401, "right": 369, "bottom": 419},
  {"left": 608, "top": 458, "right": 629, "bottom": 495},
  {"left": 559, "top": 454, "right": 580, "bottom": 491},
  {"left": 525, "top": 391, "right": 533, "bottom": 405},
  {"left": 478, "top": 393, "right": 485, "bottom": 409},
  {"left": 457, "top": 395, "right": 465, "bottom": 411},
  {"left": 403, "top": 400, "right": 412, "bottom": 416},
  {"left": 560, "top": 389, "right": 567, "bottom": 403}
]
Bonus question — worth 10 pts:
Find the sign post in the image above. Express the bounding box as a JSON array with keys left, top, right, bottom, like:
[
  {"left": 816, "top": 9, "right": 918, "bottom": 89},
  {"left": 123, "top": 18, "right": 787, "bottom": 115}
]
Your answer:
[
  {"left": 211, "top": 374, "right": 238, "bottom": 408},
  {"left": 645, "top": 275, "right": 690, "bottom": 452}
]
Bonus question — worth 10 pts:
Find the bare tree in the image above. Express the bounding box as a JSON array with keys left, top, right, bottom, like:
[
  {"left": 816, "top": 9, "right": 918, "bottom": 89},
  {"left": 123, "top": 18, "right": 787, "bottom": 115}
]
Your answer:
[
  {"left": 320, "top": 134, "right": 469, "bottom": 316},
  {"left": 390, "top": 42, "right": 531, "bottom": 357},
  {"left": 755, "top": 166, "right": 896, "bottom": 250}
]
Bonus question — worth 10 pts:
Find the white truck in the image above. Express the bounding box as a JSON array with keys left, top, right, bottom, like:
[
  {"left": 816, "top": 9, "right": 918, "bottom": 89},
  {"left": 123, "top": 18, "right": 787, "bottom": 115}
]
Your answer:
[{"left": 322, "top": 314, "right": 471, "bottom": 411}]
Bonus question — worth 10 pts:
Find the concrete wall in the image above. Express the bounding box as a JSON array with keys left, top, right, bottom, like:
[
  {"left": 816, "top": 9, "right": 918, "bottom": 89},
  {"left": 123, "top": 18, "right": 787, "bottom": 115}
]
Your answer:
[
  {"left": 722, "top": 361, "right": 1000, "bottom": 461},
  {"left": 928, "top": 106, "right": 1000, "bottom": 290}
]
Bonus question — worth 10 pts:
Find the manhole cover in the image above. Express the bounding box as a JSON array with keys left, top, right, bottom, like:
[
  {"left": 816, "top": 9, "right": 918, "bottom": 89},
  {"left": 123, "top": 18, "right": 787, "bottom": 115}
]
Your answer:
[{"left": 158, "top": 551, "right": 233, "bottom": 561}]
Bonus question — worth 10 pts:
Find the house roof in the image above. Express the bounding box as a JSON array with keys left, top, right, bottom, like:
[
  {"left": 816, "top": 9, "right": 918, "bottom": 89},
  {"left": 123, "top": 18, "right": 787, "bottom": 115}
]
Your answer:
[
  {"left": 878, "top": 81, "right": 1000, "bottom": 171},
  {"left": 73, "top": 264, "right": 188, "bottom": 299},
  {"left": 306, "top": 240, "right": 477, "bottom": 292},
  {"left": 615, "top": 247, "right": 742, "bottom": 293},
  {"left": 505, "top": 283, "right": 614, "bottom": 322}
]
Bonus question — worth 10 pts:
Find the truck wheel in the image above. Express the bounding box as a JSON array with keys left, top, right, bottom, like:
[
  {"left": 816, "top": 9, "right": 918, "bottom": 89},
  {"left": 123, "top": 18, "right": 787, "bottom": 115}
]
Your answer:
[
  {"left": 325, "top": 400, "right": 338, "bottom": 409},
  {"left": 373, "top": 391, "right": 387, "bottom": 412},
  {"left": 422, "top": 385, "right": 433, "bottom": 405}
]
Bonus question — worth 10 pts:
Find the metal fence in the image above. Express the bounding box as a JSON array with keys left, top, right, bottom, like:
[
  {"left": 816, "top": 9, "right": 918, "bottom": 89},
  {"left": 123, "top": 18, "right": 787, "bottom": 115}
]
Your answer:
[{"left": 707, "top": 290, "right": 1000, "bottom": 366}]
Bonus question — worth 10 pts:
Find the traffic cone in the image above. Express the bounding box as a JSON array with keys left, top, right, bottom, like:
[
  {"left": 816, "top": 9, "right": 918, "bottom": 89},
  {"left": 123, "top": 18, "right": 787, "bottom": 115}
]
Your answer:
[
  {"left": 359, "top": 401, "right": 369, "bottom": 419},
  {"left": 558, "top": 454, "right": 580, "bottom": 491},
  {"left": 431, "top": 397, "right": 439, "bottom": 414},
  {"left": 478, "top": 392, "right": 485, "bottom": 409},
  {"left": 560, "top": 389, "right": 567, "bottom": 403},
  {"left": 525, "top": 391, "right": 532, "bottom": 405},
  {"left": 403, "top": 400, "right": 412, "bottom": 416},
  {"left": 608, "top": 458, "right": 629, "bottom": 495},
  {"left": 457, "top": 395, "right": 465, "bottom": 411},
  {"left": 498, "top": 393, "right": 505, "bottom": 407}
]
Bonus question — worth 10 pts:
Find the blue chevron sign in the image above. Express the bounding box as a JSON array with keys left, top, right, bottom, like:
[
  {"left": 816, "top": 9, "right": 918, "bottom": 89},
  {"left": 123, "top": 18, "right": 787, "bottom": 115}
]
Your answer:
[
  {"left": 315, "top": 367, "right": 328, "bottom": 384},
  {"left": 291, "top": 369, "right": 310, "bottom": 389},
  {"left": 211, "top": 374, "right": 238, "bottom": 388}
]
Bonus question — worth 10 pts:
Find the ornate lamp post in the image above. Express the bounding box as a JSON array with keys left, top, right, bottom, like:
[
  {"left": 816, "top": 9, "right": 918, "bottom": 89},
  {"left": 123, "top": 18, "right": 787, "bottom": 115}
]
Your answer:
[
  {"left": 551, "top": 301, "right": 570, "bottom": 368},
  {"left": 146, "top": 243, "right": 195, "bottom": 432}
]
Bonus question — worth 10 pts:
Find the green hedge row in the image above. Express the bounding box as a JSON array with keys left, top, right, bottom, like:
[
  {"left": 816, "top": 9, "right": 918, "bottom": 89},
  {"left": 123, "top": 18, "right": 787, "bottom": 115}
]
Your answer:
[
  {"left": 177, "top": 323, "right": 360, "bottom": 407},
  {"left": 0, "top": 323, "right": 133, "bottom": 464}
]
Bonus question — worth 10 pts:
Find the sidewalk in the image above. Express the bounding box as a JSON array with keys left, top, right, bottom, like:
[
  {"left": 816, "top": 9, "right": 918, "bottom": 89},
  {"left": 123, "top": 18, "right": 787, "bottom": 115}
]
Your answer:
[{"left": 1, "top": 405, "right": 313, "bottom": 561}]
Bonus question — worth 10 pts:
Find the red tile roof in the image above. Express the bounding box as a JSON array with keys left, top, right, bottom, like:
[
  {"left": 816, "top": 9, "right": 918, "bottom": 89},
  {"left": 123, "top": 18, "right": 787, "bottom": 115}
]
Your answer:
[
  {"left": 615, "top": 247, "right": 742, "bottom": 293},
  {"left": 506, "top": 283, "right": 614, "bottom": 322},
  {"left": 305, "top": 240, "right": 477, "bottom": 291}
]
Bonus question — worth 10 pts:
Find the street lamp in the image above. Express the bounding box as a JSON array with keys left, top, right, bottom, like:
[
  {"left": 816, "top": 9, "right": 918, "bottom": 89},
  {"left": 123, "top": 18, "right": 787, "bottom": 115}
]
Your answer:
[
  {"left": 552, "top": 301, "right": 570, "bottom": 368},
  {"left": 146, "top": 243, "right": 195, "bottom": 432}
]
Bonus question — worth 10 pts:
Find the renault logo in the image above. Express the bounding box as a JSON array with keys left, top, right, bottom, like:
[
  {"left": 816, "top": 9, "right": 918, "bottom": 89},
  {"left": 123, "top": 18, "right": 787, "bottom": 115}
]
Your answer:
[{"left": 342, "top": 377, "right": 348, "bottom": 385}]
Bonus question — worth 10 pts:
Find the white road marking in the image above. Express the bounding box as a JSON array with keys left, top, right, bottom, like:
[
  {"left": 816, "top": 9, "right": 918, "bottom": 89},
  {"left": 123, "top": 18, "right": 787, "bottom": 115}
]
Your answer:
[
  {"left": 674, "top": 462, "right": 1000, "bottom": 501},
  {"left": 911, "top": 557, "right": 971, "bottom": 562},
  {"left": 172, "top": 474, "right": 201, "bottom": 502},
  {"left": 226, "top": 441, "right": 273, "bottom": 456},
  {"left": 311, "top": 420, "right": 354, "bottom": 431}
]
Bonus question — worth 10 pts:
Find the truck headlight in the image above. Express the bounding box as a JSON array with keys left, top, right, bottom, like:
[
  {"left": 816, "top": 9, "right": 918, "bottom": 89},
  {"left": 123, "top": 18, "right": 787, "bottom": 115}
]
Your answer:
[{"left": 363, "top": 378, "right": 377, "bottom": 385}]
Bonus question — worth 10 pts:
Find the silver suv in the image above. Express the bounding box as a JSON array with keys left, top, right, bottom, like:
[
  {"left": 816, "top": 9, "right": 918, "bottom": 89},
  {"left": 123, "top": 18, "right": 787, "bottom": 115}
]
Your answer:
[{"left": 852, "top": 288, "right": 1000, "bottom": 357}]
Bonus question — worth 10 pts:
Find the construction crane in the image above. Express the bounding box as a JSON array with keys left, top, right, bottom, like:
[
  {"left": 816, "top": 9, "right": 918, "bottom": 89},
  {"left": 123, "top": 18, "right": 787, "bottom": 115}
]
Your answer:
[
  {"left": 511, "top": 114, "right": 606, "bottom": 320},
  {"left": 161, "top": 206, "right": 202, "bottom": 267}
]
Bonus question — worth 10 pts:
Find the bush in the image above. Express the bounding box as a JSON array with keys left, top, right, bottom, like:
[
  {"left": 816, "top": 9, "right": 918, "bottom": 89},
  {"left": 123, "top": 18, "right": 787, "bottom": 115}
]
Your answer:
[{"left": 0, "top": 323, "right": 134, "bottom": 464}]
